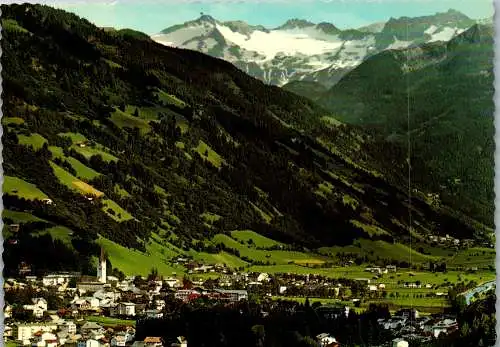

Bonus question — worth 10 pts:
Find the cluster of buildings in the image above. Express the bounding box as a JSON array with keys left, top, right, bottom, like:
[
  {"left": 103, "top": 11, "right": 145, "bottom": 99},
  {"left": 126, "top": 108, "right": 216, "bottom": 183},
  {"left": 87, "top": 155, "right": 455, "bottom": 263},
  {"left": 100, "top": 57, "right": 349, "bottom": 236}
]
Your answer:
[
  {"left": 377, "top": 309, "right": 459, "bottom": 345},
  {"left": 4, "top": 247, "right": 467, "bottom": 347},
  {"left": 5, "top": 319, "right": 136, "bottom": 346},
  {"left": 426, "top": 234, "right": 489, "bottom": 249}
]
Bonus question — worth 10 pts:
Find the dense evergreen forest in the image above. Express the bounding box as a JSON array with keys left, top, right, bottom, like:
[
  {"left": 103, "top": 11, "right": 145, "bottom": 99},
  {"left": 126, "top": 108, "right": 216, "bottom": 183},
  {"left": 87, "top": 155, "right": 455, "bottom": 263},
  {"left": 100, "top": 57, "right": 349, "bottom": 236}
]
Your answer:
[{"left": 0, "top": 4, "right": 491, "bottom": 276}]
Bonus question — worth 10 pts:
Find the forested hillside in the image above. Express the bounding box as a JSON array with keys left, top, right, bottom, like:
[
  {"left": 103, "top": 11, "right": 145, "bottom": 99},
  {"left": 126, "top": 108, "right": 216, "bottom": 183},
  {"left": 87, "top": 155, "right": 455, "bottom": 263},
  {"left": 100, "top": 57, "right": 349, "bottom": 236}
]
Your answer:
[
  {"left": 1, "top": 4, "right": 490, "bottom": 276},
  {"left": 316, "top": 24, "right": 495, "bottom": 226}
]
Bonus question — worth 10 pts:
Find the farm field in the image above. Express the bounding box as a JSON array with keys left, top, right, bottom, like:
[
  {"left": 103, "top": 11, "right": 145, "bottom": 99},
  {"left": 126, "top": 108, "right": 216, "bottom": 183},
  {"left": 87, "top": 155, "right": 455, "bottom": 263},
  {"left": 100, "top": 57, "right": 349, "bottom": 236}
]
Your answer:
[
  {"left": 319, "top": 238, "right": 438, "bottom": 264},
  {"left": 2, "top": 116, "right": 25, "bottom": 125},
  {"left": 154, "top": 88, "right": 187, "bottom": 108},
  {"left": 447, "top": 247, "right": 495, "bottom": 268},
  {"left": 49, "top": 161, "right": 104, "bottom": 197},
  {"left": 211, "top": 233, "right": 325, "bottom": 265},
  {"left": 97, "top": 237, "right": 185, "bottom": 276},
  {"left": 101, "top": 198, "right": 134, "bottom": 222},
  {"left": 110, "top": 108, "right": 151, "bottom": 133},
  {"left": 3, "top": 176, "right": 49, "bottom": 200},
  {"left": 193, "top": 140, "right": 225, "bottom": 168},
  {"left": 17, "top": 133, "right": 48, "bottom": 150},
  {"left": 231, "top": 230, "right": 285, "bottom": 249},
  {"left": 270, "top": 295, "right": 448, "bottom": 314},
  {"left": 58, "top": 132, "right": 87, "bottom": 143},
  {"left": 49, "top": 146, "right": 101, "bottom": 180},
  {"left": 84, "top": 316, "right": 135, "bottom": 327},
  {"left": 58, "top": 132, "right": 119, "bottom": 162},
  {"left": 189, "top": 251, "right": 249, "bottom": 269},
  {"left": 3, "top": 209, "right": 47, "bottom": 223},
  {"left": 73, "top": 145, "right": 118, "bottom": 162}
]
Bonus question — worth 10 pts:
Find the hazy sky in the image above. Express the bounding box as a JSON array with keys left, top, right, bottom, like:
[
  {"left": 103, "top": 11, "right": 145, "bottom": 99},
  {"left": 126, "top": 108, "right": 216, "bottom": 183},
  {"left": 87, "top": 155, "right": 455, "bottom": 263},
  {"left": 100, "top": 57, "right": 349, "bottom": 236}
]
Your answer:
[{"left": 7, "top": 0, "right": 495, "bottom": 34}]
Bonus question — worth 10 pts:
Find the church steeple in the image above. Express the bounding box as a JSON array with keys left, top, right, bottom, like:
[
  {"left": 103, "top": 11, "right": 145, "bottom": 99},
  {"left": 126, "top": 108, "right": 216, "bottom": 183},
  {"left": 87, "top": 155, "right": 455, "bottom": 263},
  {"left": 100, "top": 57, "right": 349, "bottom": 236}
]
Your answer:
[{"left": 97, "top": 247, "right": 107, "bottom": 283}]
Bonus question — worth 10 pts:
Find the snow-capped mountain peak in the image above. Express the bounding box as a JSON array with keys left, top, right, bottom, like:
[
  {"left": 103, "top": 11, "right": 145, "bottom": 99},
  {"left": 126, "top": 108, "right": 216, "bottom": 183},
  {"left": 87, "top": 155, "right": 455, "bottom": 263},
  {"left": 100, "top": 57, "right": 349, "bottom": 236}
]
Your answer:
[{"left": 153, "top": 9, "right": 481, "bottom": 87}]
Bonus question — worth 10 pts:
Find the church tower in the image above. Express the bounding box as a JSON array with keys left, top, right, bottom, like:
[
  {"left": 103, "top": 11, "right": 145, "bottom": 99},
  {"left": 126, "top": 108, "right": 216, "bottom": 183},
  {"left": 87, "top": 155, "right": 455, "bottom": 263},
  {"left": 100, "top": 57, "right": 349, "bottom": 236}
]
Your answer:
[{"left": 97, "top": 247, "right": 107, "bottom": 283}]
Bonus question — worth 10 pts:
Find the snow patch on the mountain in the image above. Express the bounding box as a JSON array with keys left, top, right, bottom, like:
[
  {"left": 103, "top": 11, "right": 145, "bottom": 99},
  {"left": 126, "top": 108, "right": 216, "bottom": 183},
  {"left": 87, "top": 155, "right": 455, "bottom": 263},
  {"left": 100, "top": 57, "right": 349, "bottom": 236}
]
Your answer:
[
  {"left": 215, "top": 23, "right": 344, "bottom": 61},
  {"left": 424, "top": 25, "right": 438, "bottom": 35},
  {"left": 428, "top": 27, "right": 460, "bottom": 42},
  {"left": 335, "top": 36, "right": 376, "bottom": 67},
  {"left": 278, "top": 27, "right": 342, "bottom": 42},
  {"left": 388, "top": 37, "right": 412, "bottom": 50}
]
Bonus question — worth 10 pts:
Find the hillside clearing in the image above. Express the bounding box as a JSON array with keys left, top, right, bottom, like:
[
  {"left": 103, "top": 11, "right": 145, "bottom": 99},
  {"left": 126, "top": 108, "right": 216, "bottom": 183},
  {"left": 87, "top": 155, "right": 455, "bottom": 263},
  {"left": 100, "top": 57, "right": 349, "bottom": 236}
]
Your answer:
[
  {"left": 97, "top": 237, "right": 184, "bottom": 276},
  {"left": 193, "top": 140, "right": 225, "bottom": 168},
  {"left": 50, "top": 161, "right": 104, "bottom": 197},
  {"left": 3, "top": 176, "right": 49, "bottom": 200},
  {"left": 231, "top": 230, "right": 284, "bottom": 249},
  {"left": 101, "top": 198, "right": 134, "bottom": 222},
  {"left": 17, "top": 133, "right": 48, "bottom": 150}
]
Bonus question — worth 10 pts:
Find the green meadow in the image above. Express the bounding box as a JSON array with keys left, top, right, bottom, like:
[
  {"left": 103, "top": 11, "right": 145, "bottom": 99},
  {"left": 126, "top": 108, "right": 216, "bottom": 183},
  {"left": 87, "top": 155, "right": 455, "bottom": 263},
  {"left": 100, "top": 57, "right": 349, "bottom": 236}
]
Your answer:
[
  {"left": 17, "top": 133, "right": 48, "bottom": 150},
  {"left": 231, "top": 230, "right": 285, "bottom": 249},
  {"left": 97, "top": 236, "right": 184, "bottom": 276},
  {"left": 3, "top": 176, "right": 49, "bottom": 200}
]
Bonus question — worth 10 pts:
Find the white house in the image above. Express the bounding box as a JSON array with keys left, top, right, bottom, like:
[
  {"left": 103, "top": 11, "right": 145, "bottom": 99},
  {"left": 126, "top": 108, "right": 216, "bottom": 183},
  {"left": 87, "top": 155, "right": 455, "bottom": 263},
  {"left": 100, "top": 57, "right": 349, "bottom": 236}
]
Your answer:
[
  {"left": 13, "top": 323, "right": 58, "bottom": 342},
  {"left": 80, "top": 322, "right": 105, "bottom": 336},
  {"left": 257, "top": 273, "right": 270, "bottom": 282},
  {"left": 93, "top": 289, "right": 121, "bottom": 302},
  {"left": 23, "top": 298, "right": 48, "bottom": 318},
  {"left": 392, "top": 338, "right": 409, "bottom": 347},
  {"left": 43, "top": 274, "right": 66, "bottom": 287},
  {"left": 116, "top": 302, "right": 136, "bottom": 316},
  {"left": 154, "top": 299, "right": 166, "bottom": 311},
  {"left": 215, "top": 289, "right": 248, "bottom": 302},
  {"left": 78, "top": 339, "right": 100, "bottom": 347},
  {"left": 111, "top": 335, "right": 127, "bottom": 347},
  {"left": 32, "top": 332, "right": 58, "bottom": 347},
  {"left": 164, "top": 278, "right": 181, "bottom": 288},
  {"left": 145, "top": 309, "right": 164, "bottom": 319},
  {"left": 4, "top": 326, "right": 12, "bottom": 340},
  {"left": 316, "top": 333, "right": 338, "bottom": 347},
  {"left": 4, "top": 304, "right": 13, "bottom": 319},
  {"left": 171, "top": 336, "right": 188, "bottom": 347},
  {"left": 72, "top": 296, "right": 100, "bottom": 310},
  {"left": 57, "top": 320, "right": 77, "bottom": 335}
]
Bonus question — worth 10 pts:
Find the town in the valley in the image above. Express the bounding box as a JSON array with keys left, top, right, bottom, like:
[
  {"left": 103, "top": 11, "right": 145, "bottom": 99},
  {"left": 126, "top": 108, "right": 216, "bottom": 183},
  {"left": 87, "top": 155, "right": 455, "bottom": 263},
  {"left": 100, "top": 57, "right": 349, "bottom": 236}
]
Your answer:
[{"left": 4, "top": 243, "right": 493, "bottom": 347}]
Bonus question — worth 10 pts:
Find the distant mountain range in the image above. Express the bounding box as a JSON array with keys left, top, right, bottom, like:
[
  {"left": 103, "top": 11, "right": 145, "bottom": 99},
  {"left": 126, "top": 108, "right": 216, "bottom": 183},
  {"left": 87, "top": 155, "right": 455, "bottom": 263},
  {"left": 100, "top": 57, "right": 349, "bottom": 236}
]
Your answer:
[{"left": 151, "top": 9, "right": 486, "bottom": 88}]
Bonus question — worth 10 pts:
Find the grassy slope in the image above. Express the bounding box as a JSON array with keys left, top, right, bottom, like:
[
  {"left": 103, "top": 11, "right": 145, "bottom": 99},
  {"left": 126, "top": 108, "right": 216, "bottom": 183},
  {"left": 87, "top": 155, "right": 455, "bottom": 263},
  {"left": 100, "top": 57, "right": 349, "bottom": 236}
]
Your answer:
[
  {"left": 231, "top": 230, "right": 285, "bottom": 248},
  {"left": 50, "top": 161, "right": 104, "bottom": 197},
  {"left": 319, "top": 239, "right": 437, "bottom": 264},
  {"left": 17, "top": 133, "right": 47, "bottom": 150},
  {"left": 49, "top": 146, "right": 101, "bottom": 180},
  {"left": 97, "top": 237, "right": 184, "bottom": 276},
  {"left": 3, "top": 176, "right": 49, "bottom": 200},
  {"left": 3, "top": 209, "right": 47, "bottom": 222},
  {"left": 212, "top": 234, "right": 325, "bottom": 265}
]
